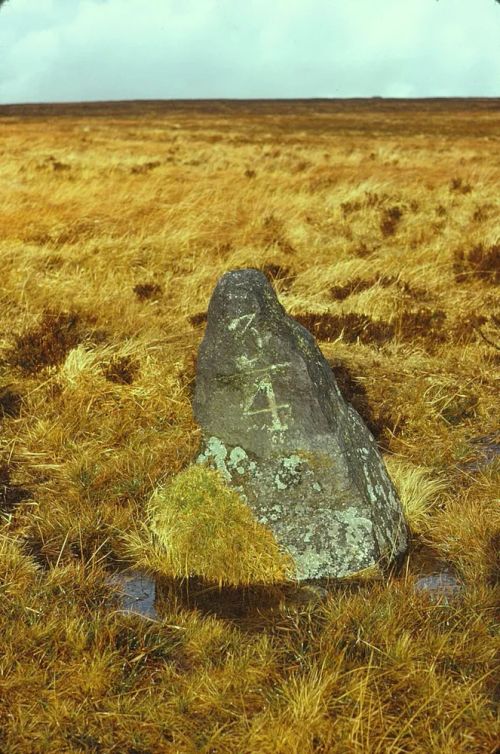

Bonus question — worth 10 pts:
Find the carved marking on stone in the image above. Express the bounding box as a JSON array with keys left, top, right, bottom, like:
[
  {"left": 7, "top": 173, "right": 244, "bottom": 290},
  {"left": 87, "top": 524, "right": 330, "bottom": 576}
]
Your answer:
[
  {"left": 243, "top": 374, "right": 290, "bottom": 431},
  {"left": 228, "top": 313, "right": 256, "bottom": 334},
  {"left": 228, "top": 312, "right": 265, "bottom": 348},
  {"left": 232, "top": 361, "right": 291, "bottom": 379},
  {"left": 253, "top": 362, "right": 290, "bottom": 375},
  {"left": 236, "top": 355, "right": 259, "bottom": 369}
]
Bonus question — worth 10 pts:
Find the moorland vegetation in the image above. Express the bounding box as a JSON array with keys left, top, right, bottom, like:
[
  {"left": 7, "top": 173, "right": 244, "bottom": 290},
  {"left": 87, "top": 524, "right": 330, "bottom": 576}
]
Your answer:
[{"left": 0, "top": 99, "right": 498, "bottom": 753}]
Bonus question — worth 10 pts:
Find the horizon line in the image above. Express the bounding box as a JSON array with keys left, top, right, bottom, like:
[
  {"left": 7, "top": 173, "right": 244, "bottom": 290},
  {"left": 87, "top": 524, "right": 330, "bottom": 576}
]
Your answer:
[{"left": 1, "top": 95, "right": 499, "bottom": 108}]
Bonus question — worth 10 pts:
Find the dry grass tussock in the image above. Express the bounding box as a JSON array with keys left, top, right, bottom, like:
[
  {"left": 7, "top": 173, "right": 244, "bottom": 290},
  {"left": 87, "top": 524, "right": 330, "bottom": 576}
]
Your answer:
[{"left": 0, "top": 99, "right": 498, "bottom": 753}]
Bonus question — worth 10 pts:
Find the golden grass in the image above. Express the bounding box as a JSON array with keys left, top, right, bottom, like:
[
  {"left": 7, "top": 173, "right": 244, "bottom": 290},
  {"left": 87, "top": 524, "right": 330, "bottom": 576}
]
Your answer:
[
  {"left": 384, "top": 457, "right": 447, "bottom": 534},
  {"left": 0, "top": 98, "right": 499, "bottom": 753}
]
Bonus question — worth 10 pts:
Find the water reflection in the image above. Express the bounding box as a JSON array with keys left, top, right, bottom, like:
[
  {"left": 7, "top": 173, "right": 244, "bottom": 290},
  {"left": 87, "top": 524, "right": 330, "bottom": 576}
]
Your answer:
[
  {"left": 108, "top": 570, "right": 157, "bottom": 619},
  {"left": 109, "top": 569, "right": 328, "bottom": 624},
  {"left": 406, "top": 543, "right": 463, "bottom": 603},
  {"left": 460, "top": 433, "right": 500, "bottom": 473},
  {"left": 155, "top": 577, "right": 327, "bottom": 626},
  {"left": 108, "top": 544, "right": 463, "bottom": 624},
  {"left": 414, "top": 571, "right": 462, "bottom": 600}
]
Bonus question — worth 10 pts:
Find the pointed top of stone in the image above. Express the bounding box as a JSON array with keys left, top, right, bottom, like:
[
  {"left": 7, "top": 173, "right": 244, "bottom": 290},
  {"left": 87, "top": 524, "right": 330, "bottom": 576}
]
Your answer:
[
  {"left": 206, "top": 268, "right": 286, "bottom": 334},
  {"left": 212, "top": 267, "right": 269, "bottom": 292}
]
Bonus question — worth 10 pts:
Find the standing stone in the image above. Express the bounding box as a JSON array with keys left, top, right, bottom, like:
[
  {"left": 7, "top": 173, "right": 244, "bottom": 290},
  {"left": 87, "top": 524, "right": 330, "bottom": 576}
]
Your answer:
[{"left": 193, "top": 269, "right": 408, "bottom": 581}]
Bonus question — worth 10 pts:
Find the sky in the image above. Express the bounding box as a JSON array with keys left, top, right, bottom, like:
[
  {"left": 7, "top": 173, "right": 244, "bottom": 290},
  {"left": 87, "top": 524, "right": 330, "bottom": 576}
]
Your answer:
[{"left": 0, "top": 0, "right": 499, "bottom": 104}]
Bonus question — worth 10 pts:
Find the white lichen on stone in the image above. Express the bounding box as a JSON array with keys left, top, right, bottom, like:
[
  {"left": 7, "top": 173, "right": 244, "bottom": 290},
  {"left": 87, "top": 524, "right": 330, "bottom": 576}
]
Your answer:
[
  {"left": 335, "top": 508, "right": 373, "bottom": 546},
  {"left": 198, "top": 439, "right": 260, "bottom": 484},
  {"left": 274, "top": 454, "right": 303, "bottom": 490},
  {"left": 229, "top": 446, "right": 248, "bottom": 468},
  {"left": 197, "top": 436, "right": 231, "bottom": 480},
  {"left": 274, "top": 475, "right": 288, "bottom": 491},
  {"left": 283, "top": 454, "right": 302, "bottom": 471},
  {"left": 289, "top": 545, "right": 338, "bottom": 580}
]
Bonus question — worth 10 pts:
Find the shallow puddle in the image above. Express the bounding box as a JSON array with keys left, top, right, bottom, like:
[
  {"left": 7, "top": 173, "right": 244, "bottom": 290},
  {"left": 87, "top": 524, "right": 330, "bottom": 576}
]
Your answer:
[
  {"left": 406, "top": 543, "right": 463, "bottom": 602},
  {"left": 155, "top": 576, "right": 328, "bottom": 627},
  {"left": 108, "top": 569, "right": 158, "bottom": 619},
  {"left": 108, "top": 569, "right": 330, "bottom": 627},
  {"left": 460, "top": 433, "right": 500, "bottom": 473},
  {"left": 414, "top": 570, "right": 463, "bottom": 601},
  {"left": 108, "top": 543, "right": 463, "bottom": 624}
]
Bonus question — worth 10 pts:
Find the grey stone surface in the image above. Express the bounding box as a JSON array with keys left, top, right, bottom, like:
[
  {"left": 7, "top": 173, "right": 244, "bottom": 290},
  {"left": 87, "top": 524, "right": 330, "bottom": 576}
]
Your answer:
[{"left": 193, "top": 269, "right": 408, "bottom": 580}]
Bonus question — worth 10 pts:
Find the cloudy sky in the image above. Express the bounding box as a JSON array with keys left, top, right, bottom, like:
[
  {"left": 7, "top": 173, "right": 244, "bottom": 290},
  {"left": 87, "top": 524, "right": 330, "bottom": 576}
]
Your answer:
[{"left": 0, "top": 0, "right": 499, "bottom": 103}]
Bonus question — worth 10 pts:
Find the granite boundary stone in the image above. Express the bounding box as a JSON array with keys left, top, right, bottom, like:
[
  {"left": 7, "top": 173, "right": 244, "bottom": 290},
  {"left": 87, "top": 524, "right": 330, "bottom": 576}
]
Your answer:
[{"left": 193, "top": 269, "right": 408, "bottom": 580}]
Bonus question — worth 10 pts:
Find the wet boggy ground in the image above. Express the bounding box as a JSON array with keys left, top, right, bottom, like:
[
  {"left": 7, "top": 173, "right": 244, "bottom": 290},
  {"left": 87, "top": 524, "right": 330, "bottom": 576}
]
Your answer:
[{"left": 110, "top": 543, "right": 463, "bottom": 624}]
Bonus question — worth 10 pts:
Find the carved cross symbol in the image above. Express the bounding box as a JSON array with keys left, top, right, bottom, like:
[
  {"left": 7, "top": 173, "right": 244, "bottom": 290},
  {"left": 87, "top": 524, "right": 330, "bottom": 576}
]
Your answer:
[
  {"left": 243, "top": 374, "right": 290, "bottom": 431},
  {"left": 228, "top": 311, "right": 291, "bottom": 432}
]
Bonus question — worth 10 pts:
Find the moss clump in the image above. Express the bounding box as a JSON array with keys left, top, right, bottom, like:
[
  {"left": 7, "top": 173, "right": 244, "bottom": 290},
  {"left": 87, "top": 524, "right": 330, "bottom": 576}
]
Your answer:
[{"left": 147, "top": 465, "right": 295, "bottom": 586}]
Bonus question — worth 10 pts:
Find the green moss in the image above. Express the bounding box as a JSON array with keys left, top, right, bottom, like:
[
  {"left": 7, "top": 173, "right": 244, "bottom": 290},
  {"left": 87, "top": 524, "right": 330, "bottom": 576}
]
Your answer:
[{"left": 147, "top": 465, "right": 295, "bottom": 586}]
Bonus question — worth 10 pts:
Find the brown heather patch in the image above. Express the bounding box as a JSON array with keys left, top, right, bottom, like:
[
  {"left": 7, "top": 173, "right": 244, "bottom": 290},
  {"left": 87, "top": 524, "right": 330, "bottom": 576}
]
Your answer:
[
  {"left": 261, "top": 262, "right": 291, "bottom": 281},
  {"left": 471, "top": 203, "right": 495, "bottom": 223},
  {"left": 130, "top": 160, "right": 161, "bottom": 174},
  {"left": 329, "top": 274, "right": 429, "bottom": 302},
  {"left": 397, "top": 308, "right": 448, "bottom": 344},
  {"left": 296, "top": 311, "right": 395, "bottom": 346},
  {"left": 449, "top": 176, "right": 472, "bottom": 194},
  {"left": 450, "top": 313, "right": 489, "bottom": 344},
  {"left": 6, "top": 310, "right": 94, "bottom": 374},
  {"left": 330, "top": 276, "right": 378, "bottom": 300},
  {"left": 328, "top": 360, "right": 403, "bottom": 448},
  {"left": 0, "top": 461, "right": 31, "bottom": 513},
  {"left": 380, "top": 205, "right": 403, "bottom": 236},
  {"left": 340, "top": 199, "right": 363, "bottom": 216},
  {"left": 485, "top": 530, "right": 500, "bottom": 587},
  {"left": 453, "top": 243, "right": 500, "bottom": 285},
  {"left": 178, "top": 350, "right": 198, "bottom": 399},
  {"left": 439, "top": 393, "right": 479, "bottom": 426},
  {"left": 261, "top": 214, "right": 296, "bottom": 254},
  {"left": 103, "top": 356, "right": 139, "bottom": 385},
  {"left": 352, "top": 241, "right": 373, "bottom": 257},
  {"left": 0, "top": 385, "right": 22, "bottom": 418},
  {"left": 261, "top": 262, "right": 296, "bottom": 289},
  {"left": 189, "top": 310, "right": 208, "bottom": 327},
  {"left": 132, "top": 281, "right": 163, "bottom": 301},
  {"left": 36, "top": 154, "right": 71, "bottom": 173}
]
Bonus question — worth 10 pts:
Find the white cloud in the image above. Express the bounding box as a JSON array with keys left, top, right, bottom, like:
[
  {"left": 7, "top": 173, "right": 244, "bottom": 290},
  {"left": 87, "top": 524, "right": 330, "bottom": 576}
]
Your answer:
[{"left": 0, "top": 0, "right": 499, "bottom": 103}]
